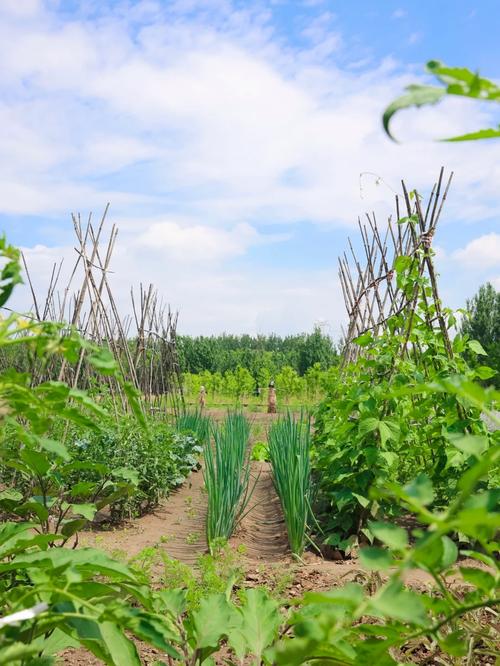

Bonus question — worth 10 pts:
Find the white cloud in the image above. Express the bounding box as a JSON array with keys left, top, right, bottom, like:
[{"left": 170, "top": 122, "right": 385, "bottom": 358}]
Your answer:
[
  {"left": 18, "top": 239, "right": 345, "bottom": 337},
  {"left": 2, "top": 1, "right": 500, "bottom": 334},
  {"left": 136, "top": 220, "right": 284, "bottom": 263},
  {"left": 453, "top": 233, "right": 500, "bottom": 270}
]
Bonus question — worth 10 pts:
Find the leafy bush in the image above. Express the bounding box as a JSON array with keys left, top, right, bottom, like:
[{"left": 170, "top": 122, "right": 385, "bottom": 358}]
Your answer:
[
  {"left": 312, "top": 255, "right": 497, "bottom": 551},
  {"left": 0, "top": 238, "right": 193, "bottom": 663},
  {"left": 67, "top": 417, "right": 202, "bottom": 519}
]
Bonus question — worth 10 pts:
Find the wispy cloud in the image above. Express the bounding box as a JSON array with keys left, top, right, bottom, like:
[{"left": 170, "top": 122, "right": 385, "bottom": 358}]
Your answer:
[{"left": 1, "top": 0, "right": 499, "bottom": 333}]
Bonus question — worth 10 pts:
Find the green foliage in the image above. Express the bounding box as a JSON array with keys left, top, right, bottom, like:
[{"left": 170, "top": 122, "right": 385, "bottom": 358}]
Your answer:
[
  {"left": 383, "top": 60, "right": 500, "bottom": 142},
  {"left": 268, "top": 413, "right": 312, "bottom": 556},
  {"left": 120, "top": 419, "right": 499, "bottom": 664},
  {"left": 312, "top": 254, "right": 497, "bottom": 549},
  {"left": 0, "top": 240, "right": 186, "bottom": 664},
  {"left": 203, "top": 412, "right": 252, "bottom": 549},
  {"left": 275, "top": 365, "right": 302, "bottom": 402},
  {"left": 178, "top": 327, "right": 338, "bottom": 377},
  {"left": 134, "top": 541, "right": 246, "bottom": 610},
  {"left": 0, "top": 533, "right": 182, "bottom": 665},
  {"left": 460, "top": 282, "right": 500, "bottom": 387},
  {"left": 251, "top": 440, "right": 270, "bottom": 462},
  {"left": 66, "top": 417, "right": 202, "bottom": 519},
  {"left": 176, "top": 409, "right": 211, "bottom": 444}
]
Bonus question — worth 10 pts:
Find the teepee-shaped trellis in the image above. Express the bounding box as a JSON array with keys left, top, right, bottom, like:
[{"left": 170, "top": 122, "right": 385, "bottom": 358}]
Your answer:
[
  {"left": 340, "top": 168, "right": 454, "bottom": 366},
  {"left": 18, "top": 207, "right": 184, "bottom": 415}
]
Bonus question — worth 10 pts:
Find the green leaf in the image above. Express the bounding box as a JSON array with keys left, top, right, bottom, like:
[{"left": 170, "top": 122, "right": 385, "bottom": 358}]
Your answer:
[
  {"left": 378, "top": 420, "right": 399, "bottom": 447},
  {"left": 467, "top": 339, "right": 487, "bottom": 355},
  {"left": 369, "top": 581, "right": 427, "bottom": 625},
  {"left": 397, "top": 214, "right": 419, "bottom": 225},
  {"left": 228, "top": 588, "right": 280, "bottom": 662},
  {"left": 459, "top": 567, "right": 497, "bottom": 593},
  {"left": 412, "top": 535, "right": 457, "bottom": 572},
  {"left": 99, "top": 621, "right": 141, "bottom": 665},
  {"left": 359, "top": 418, "right": 379, "bottom": 438},
  {"left": 0, "top": 643, "right": 39, "bottom": 666},
  {"left": 475, "top": 365, "right": 497, "bottom": 380},
  {"left": 20, "top": 449, "right": 51, "bottom": 476},
  {"left": 353, "top": 332, "right": 373, "bottom": 347},
  {"left": 61, "top": 519, "right": 87, "bottom": 538},
  {"left": 352, "top": 492, "right": 370, "bottom": 508},
  {"left": 403, "top": 474, "right": 435, "bottom": 507},
  {"left": 69, "top": 503, "right": 97, "bottom": 521},
  {"left": 448, "top": 433, "right": 489, "bottom": 458},
  {"left": 443, "top": 126, "right": 500, "bottom": 142},
  {"left": 156, "top": 589, "right": 187, "bottom": 616},
  {"left": 88, "top": 349, "right": 117, "bottom": 374},
  {"left": 383, "top": 85, "right": 445, "bottom": 141},
  {"left": 5, "top": 547, "right": 138, "bottom": 581},
  {"left": 113, "top": 467, "right": 139, "bottom": 485},
  {"left": 0, "top": 489, "right": 23, "bottom": 503},
  {"left": 368, "top": 521, "right": 408, "bottom": 550},
  {"left": 438, "top": 630, "right": 468, "bottom": 657},
  {"left": 36, "top": 437, "right": 70, "bottom": 461},
  {"left": 359, "top": 546, "right": 392, "bottom": 571},
  {"left": 394, "top": 255, "right": 412, "bottom": 273},
  {"left": 191, "top": 594, "right": 231, "bottom": 649}
]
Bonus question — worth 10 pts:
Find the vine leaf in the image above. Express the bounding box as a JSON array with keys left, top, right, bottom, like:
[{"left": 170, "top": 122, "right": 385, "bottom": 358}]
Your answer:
[
  {"left": 383, "top": 60, "right": 500, "bottom": 142},
  {"left": 382, "top": 85, "right": 445, "bottom": 141}
]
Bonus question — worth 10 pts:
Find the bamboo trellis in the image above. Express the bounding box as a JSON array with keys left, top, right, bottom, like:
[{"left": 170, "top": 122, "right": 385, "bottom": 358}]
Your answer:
[
  {"left": 340, "top": 168, "right": 454, "bottom": 365},
  {"left": 8, "top": 207, "right": 184, "bottom": 416}
]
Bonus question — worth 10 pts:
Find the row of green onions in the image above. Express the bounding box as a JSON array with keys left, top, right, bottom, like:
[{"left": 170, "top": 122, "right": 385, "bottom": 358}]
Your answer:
[
  {"left": 176, "top": 409, "right": 211, "bottom": 445},
  {"left": 268, "top": 412, "right": 311, "bottom": 557},
  {"left": 203, "top": 412, "right": 252, "bottom": 551}
]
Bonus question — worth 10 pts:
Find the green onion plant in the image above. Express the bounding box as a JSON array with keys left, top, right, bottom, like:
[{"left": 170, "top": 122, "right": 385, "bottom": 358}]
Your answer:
[
  {"left": 203, "top": 411, "right": 252, "bottom": 550},
  {"left": 176, "top": 409, "right": 211, "bottom": 445},
  {"left": 268, "top": 412, "right": 311, "bottom": 557}
]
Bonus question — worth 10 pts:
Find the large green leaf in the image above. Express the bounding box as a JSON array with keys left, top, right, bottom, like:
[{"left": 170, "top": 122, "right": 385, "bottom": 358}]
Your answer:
[
  {"left": 368, "top": 521, "right": 408, "bottom": 550},
  {"left": 359, "top": 546, "right": 393, "bottom": 571},
  {"left": 383, "top": 85, "right": 445, "bottom": 141},
  {"left": 191, "top": 594, "right": 232, "bottom": 649},
  {"left": 2, "top": 547, "right": 138, "bottom": 581},
  {"left": 228, "top": 588, "right": 280, "bottom": 661},
  {"left": 368, "top": 581, "right": 428, "bottom": 626}
]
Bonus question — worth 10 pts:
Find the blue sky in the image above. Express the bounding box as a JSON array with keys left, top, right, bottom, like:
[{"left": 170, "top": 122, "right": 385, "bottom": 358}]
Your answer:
[{"left": 1, "top": 0, "right": 499, "bottom": 336}]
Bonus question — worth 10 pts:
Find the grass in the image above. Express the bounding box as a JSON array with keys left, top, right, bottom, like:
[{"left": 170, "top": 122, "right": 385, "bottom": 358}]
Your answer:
[
  {"left": 203, "top": 411, "right": 252, "bottom": 551},
  {"left": 268, "top": 412, "right": 312, "bottom": 557}
]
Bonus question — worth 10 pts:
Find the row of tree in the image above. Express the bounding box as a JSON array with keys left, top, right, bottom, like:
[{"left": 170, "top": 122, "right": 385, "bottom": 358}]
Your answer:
[
  {"left": 176, "top": 326, "right": 339, "bottom": 376},
  {"left": 179, "top": 282, "right": 499, "bottom": 396},
  {"left": 183, "top": 363, "right": 338, "bottom": 401}
]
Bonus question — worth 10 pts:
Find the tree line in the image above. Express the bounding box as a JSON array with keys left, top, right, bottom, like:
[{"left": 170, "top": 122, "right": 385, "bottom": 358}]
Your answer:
[{"left": 176, "top": 326, "right": 339, "bottom": 377}]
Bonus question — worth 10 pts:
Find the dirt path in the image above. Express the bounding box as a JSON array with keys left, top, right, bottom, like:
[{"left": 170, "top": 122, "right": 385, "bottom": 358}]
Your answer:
[
  {"left": 231, "top": 461, "right": 289, "bottom": 561},
  {"left": 81, "top": 467, "right": 208, "bottom": 564}
]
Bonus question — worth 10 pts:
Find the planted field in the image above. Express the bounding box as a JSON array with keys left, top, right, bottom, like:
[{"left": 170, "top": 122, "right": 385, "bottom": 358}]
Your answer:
[{"left": 0, "top": 172, "right": 498, "bottom": 665}]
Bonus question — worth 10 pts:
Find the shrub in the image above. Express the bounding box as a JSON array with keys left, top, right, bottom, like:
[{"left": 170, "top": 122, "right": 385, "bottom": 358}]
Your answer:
[{"left": 67, "top": 417, "right": 202, "bottom": 519}]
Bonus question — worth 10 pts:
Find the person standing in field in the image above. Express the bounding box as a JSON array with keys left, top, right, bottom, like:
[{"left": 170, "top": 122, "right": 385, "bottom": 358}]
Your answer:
[
  {"left": 267, "top": 380, "right": 276, "bottom": 414},
  {"left": 199, "top": 385, "right": 206, "bottom": 410}
]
